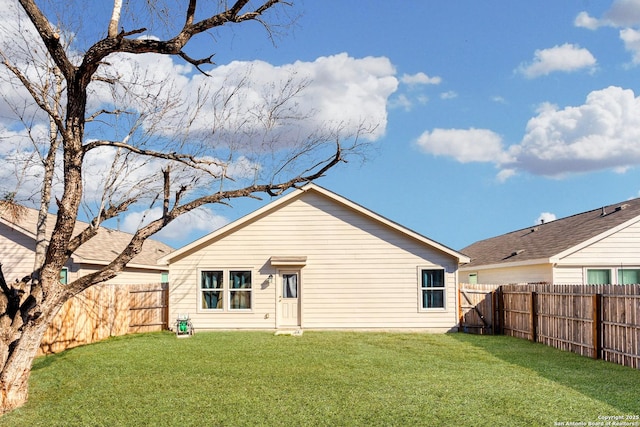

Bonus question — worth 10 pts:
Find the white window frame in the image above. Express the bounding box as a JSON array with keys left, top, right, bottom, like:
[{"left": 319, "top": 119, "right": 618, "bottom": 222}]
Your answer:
[
  {"left": 417, "top": 267, "right": 447, "bottom": 311},
  {"left": 198, "top": 268, "right": 254, "bottom": 312}
]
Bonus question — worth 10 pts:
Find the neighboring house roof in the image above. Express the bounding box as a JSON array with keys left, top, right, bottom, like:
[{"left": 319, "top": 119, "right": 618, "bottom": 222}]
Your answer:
[
  {"left": 159, "top": 183, "right": 470, "bottom": 265},
  {"left": 0, "top": 204, "right": 173, "bottom": 269},
  {"left": 461, "top": 197, "right": 640, "bottom": 269}
]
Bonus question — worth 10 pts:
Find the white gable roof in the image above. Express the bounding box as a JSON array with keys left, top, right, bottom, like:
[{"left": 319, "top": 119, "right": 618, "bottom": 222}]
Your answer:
[{"left": 159, "top": 183, "right": 469, "bottom": 265}]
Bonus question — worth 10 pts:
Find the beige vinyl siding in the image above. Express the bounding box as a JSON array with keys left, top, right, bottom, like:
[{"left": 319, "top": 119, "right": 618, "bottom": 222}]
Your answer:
[
  {"left": 460, "top": 263, "right": 553, "bottom": 285},
  {"left": 169, "top": 191, "right": 460, "bottom": 331},
  {"left": 75, "top": 265, "right": 167, "bottom": 285},
  {"left": 0, "top": 223, "right": 37, "bottom": 283},
  {"left": 559, "top": 220, "right": 640, "bottom": 266},
  {"left": 552, "top": 266, "right": 585, "bottom": 284}
]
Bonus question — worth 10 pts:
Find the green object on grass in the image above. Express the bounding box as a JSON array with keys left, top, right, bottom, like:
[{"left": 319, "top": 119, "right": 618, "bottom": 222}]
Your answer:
[{"left": 179, "top": 321, "right": 188, "bottom": 333}]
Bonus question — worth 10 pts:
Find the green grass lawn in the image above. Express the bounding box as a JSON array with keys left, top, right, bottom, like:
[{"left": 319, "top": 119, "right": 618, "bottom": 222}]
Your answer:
[{"left": 1, "top": 331, "right": 639, "bottom": 426}]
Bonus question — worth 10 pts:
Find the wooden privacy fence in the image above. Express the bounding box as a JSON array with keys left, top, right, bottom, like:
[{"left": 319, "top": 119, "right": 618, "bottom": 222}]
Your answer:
[
  {"left": 38, "top": 282, "right": 168, "bottom": 355},
  {"left": 459, "top": 283, "right": 640, "bottom": 369}
]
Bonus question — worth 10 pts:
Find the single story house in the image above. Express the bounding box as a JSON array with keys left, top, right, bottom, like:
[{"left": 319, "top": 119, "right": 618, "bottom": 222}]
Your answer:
[
  {"left": 160, "top": 184, "right": 469, "bottom": 332},
  {"left": 0, "top": 204, "right": 172, "bottom": 285},
  {"left": 460, "top": 197, "right": 640, "bottom": 285}
]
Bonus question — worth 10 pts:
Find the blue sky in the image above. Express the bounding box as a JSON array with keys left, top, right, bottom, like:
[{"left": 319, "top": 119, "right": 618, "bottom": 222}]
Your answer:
[
  {"left": 4, "top": 1, "right": 640, "bottom": 252},
  {"left": 178, "top": 0, "right": 640, "bottom": 251}
]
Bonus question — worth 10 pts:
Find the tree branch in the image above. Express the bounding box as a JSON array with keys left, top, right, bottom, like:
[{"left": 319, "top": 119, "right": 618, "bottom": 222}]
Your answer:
[
  {"left": 66, "top": 199, "right": 137, "bottom": 256},
  {"left": 177, "top": 51, "right": 215, "bottom": 76},
  {"left": 82, "top": 140, "right": 226, "bottom": 178},
  {"left": 64, "top": 141, "right": 344, "bottom": 295},
  {"left": 85, "top": 109, "right": 131, "bottom": 123},
  {"left": 17, "top": 0, "right": 75, "bottom": 79},
  {"left": 0, "top": 49, "right": 65, "bottom": 134}
]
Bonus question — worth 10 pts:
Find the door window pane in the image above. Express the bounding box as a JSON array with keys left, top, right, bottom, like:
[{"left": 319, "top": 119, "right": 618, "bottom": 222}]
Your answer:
[{"left": 282, "top": 274, "right": 298, "bottom": 298}]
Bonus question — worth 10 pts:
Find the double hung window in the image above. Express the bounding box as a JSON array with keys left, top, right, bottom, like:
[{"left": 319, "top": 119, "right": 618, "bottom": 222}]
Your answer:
[
  {"left": 201, "top": 270, "right": 252, "bottom": 310},
  {"left": 229, "top": 271, "right": 252, "bottom": 309},
  {"left": 201, "top": 271, "right": 223, "bottom": 309},
  {"left": 420, "top": 269, "right": 445, "bottom": 309}
]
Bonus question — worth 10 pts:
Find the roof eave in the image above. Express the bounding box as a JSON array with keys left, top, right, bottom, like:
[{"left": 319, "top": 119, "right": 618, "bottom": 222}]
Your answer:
[
  {"left": 72, "top": 258, "right": 167, "bottom": 271},
  {"left": 460, "top": 257, "right": 552, "bottom": 271}
]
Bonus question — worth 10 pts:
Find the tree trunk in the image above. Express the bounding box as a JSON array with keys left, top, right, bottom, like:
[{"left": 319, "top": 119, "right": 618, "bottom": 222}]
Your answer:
[
  {"left": 0, "top": 320, "right": 51, "bottom": 414},
  {"left": 0, "top": 266, "right": 66, "bottom": 414}
]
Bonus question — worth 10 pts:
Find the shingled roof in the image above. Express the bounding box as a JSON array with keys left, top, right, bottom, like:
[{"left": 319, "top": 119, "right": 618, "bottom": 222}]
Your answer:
[
  {"left": 0, "top": 204, "right": 173, "bottom": 268},
  {"left": 460, "top": 197, "right": 640, "bottom": 268}
]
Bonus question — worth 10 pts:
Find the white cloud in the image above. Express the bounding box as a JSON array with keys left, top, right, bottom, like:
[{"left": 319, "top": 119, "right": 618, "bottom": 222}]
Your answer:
[
  {"left": 417, "top": 86, "right": 640, "bottom": 180},
  {"left": 536, "top": 212, "right": 557, "bottom": 225},
  {"left": 415, "top": 128, "right": 511, "bottom": 163},
  {"left": 440, "top": 91, "right": 458, "bottom": 100},
  {"left": 400, "top": 72, "right": 441, "bottom": 86},
  {"left": 603, "top": 0, "right": 640, "bottom": 27},
  {"left": 517, "top": 44, "right": 596, "bottom": 78},
  {"left": 388, "top": 94, "right": 413, "bottom": 111},
  {"left": 574, "top": 11, "right": 602, "bottom": 30},
  {"left": 575, "top": 1, "right": 640, "bottom": 63},
  {"left": 576, "top": 1, "right": 640, "bottom": 29},
  {"left": 620, "top": 28, "right": 640, "bottom": 63},
  {"left": 93, "top": 52, "right": 398, "bottom": 145},
  {"left": 512, "top": 86, "right": 640, "bottom": 176},
  {"left": 496, "top": 168, "right": 516, "bottom": 182}
]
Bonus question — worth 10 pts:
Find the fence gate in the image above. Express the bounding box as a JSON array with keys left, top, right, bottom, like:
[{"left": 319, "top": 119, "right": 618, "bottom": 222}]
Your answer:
[
  {"left": 128, "top": 283, "right": 169, "bottom": 333},
  {"left": 458, "top": 284, "right": 500, "bottom": 334}
]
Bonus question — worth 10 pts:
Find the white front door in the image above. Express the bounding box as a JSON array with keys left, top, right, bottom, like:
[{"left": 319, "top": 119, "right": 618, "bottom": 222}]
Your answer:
[{"left": 278, "top": 271, "right": 300, "bottom": 328}]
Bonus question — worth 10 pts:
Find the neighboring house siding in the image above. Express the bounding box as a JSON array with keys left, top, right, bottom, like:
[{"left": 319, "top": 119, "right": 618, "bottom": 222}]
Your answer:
[
  {"left": 558, "top": 220, "right": 640, "bottom": 266},
  {"left": 169, "top": 192, "right": 459, "bottom": 331},
  {"left": 75, "top": 265, "right": 167, "bottom": 285},
  {"left": 461, "top": 264, "right": 552, "bottom": 285},
  {"left": 552, "top": 266, "right": 584, "bottom": 284},
  {"left": 0, "top": 223, "right": 36, "bottom": 283}
]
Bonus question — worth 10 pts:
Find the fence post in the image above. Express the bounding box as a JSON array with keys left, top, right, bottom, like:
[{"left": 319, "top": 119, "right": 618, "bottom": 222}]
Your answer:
[
  {"left": 592, "top": 293, "right": 602, "bottom": 360},
  {"left": 458, "top": 287, "right": 463, "bottom": 332},
  {"left": 530, "top": 291, "right": 538, "bottom": 342},
  {"left": 490, "top": 290, "right": 497, "bottom": 335},
  {"left": 497, "top": 287, "right": 504, "bottom": 335}
]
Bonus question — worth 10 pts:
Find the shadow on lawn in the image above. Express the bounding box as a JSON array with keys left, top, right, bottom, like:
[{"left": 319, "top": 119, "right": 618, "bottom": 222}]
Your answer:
[{"left": 450, "top": 333, "right": 640, "bottom": 414}]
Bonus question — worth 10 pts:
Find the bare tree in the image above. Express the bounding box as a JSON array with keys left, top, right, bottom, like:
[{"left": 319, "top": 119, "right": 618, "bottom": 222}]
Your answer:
[{"left": 0, "top": 0, "right": 376, "bottom": 413}]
